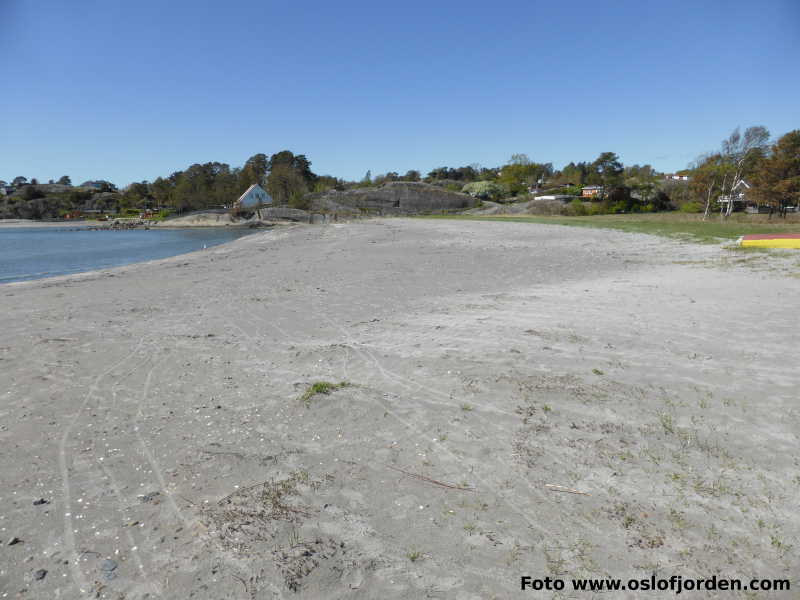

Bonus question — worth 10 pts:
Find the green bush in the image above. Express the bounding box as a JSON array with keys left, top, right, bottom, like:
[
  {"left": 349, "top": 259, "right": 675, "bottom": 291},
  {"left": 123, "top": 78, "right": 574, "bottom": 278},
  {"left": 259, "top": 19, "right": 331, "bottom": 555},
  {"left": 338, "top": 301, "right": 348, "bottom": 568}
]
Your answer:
[
  {"left": 586, "top": 202, "right": 605, "bottom": 216},
  {"left": 679, "top": 201, "right": 703, "bottom": 213},
  {"left": 569, "top": 198, "right": 587, "bottom": 216},
  {"left": 288, "top": 191, "right": 310, "bottom": 210}
]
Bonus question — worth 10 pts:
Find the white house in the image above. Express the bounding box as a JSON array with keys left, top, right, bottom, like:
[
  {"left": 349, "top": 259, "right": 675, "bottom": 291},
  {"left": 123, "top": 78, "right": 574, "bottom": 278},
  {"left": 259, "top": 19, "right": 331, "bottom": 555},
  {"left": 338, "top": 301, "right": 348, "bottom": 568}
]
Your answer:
[
  {"left": 717, "top": 179, "right": 778, "bottom": 213},
  {"left": 235, "top": 184, "right": 272, "bottom": 209},
  {"left": 717, "top": 179, "right": 751, "bottom": 211}
]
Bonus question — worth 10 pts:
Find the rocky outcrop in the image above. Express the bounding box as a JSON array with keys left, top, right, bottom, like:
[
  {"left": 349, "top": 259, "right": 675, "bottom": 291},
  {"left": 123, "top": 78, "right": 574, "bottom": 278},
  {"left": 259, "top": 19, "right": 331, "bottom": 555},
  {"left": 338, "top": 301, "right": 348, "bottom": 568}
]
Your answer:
[
  {"left": 153, "top": 210, "right": 244, "bottom": 227},
  {"left": 305, "top": 182, "right": 477, "bottom": 215},
  {"left": 255, "top": 207, "right": 312, "bottom": 222}
]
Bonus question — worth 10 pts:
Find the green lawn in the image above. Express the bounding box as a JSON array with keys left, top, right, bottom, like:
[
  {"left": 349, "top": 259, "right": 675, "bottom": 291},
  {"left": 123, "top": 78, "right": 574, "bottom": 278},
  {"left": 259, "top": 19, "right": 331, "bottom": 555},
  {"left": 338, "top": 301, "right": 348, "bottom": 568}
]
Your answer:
[{"left": 420, "top": 213, "right": 800, "bottom": 244}]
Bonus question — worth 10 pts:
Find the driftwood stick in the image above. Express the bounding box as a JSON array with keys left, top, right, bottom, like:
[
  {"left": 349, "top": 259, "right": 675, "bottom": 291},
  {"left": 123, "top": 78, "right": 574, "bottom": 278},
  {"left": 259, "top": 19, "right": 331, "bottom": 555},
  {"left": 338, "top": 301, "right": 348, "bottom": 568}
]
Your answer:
[
  {"left": 545, "top": 483, "right": 590, "bottom": 496},
  {"left": 387, "top": 465, "right": 475, "bottom": 492}
]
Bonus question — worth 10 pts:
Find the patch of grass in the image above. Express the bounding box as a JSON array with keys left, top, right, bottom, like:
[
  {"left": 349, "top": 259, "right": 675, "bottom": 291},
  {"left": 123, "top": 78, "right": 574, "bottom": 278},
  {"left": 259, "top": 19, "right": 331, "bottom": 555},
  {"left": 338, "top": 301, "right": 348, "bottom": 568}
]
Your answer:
[
  {"left": 592, "top": 368, "right": 604, "bottom": 376},
  {"left": 299, "top": 381, "right": 351, "bottom": 406},
  {"left": 770, "top": 535, "right": 793, "bottom": 555},
  {"left": 668, "top": 508, "right": 688, "bottom": 530},
  {"left": 419, "top": 213, "right": 800, "bottom": 245},
  {"left": 622, "top": 515, "right": 636, "bottom": 529},
  {"left": 504, "top": 541, "right": 527, "bottom": 566},
  {"left": 659, "top": 412, "right": 675, "bottom": 435}
]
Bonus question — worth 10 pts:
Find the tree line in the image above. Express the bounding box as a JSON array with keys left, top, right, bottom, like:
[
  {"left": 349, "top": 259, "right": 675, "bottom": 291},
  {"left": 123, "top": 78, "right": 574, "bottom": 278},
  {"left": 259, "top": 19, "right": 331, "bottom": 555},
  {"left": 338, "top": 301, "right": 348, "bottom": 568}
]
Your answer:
[
  {"left": 122, "top": 150, "right": 340, "bottom": 213},
  {"left": 360, "top": 126, "right": 798, "bottom": 216},
  {"left": 3, "top": 126, "right": 798, "bottom": 218}
]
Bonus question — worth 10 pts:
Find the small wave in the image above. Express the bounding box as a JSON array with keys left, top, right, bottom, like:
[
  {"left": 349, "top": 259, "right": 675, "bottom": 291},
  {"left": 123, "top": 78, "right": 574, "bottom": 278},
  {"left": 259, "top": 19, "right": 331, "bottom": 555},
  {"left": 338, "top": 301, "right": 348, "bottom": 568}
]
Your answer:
[{"left": 0, "top": 270, "right": 61, "bottom": 282}]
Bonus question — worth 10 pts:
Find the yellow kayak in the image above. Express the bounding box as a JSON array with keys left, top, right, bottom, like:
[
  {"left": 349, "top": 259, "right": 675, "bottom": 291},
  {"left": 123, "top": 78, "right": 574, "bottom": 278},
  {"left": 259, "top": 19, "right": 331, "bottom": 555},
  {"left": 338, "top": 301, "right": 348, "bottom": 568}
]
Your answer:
[{"left": 739, "top": 234, "right": 800, "bottom": 249}]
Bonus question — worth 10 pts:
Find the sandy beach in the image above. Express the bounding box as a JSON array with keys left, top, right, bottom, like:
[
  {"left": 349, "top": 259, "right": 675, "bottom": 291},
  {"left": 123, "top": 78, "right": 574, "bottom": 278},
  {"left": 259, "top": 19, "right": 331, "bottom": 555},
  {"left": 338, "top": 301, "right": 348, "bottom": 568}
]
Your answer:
[{"left": 1, "top": 218, "right": 798, "bottom": 599}]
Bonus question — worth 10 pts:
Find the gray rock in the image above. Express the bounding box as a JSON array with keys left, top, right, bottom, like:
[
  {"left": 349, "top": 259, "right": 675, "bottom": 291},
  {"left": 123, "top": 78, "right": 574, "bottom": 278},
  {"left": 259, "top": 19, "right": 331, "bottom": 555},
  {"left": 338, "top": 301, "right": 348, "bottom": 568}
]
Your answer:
[
  {"left": 255, "top": 206, "right": 311, "bottom": 222},
  {"left": 138, "top": 491, "right": 161, "bottom": 504},
  {"left": 304, "top": 182, "right": 477, "bottom": 216},
  {"left": 100, "top": 559, "right": 118, "bottom": 572}
]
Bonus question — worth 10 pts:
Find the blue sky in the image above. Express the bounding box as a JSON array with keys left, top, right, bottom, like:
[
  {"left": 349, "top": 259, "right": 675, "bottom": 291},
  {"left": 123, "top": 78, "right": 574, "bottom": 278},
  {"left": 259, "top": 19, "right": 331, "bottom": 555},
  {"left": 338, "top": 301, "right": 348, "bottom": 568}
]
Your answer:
[{"left": 1, "top": 0, "right": 798, "bottom": 186}]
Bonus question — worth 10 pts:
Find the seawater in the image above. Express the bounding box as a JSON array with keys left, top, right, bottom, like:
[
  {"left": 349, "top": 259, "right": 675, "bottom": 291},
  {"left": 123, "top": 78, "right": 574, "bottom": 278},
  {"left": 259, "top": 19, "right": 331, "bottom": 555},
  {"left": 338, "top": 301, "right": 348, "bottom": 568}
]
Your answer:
[{"left": 0, "top": 226, "right": 256, "bottom": 283}]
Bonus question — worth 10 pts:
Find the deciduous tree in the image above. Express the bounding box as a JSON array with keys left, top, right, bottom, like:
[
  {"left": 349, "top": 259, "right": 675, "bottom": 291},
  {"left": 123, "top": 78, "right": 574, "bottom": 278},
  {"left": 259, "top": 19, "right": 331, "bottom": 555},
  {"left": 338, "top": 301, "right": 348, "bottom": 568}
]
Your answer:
[
  {"left": 751, "top": 130, "right": 800, "bottom": 217},
  {"left": 718, "top": 126, "right": 770, "bottom": 217}
]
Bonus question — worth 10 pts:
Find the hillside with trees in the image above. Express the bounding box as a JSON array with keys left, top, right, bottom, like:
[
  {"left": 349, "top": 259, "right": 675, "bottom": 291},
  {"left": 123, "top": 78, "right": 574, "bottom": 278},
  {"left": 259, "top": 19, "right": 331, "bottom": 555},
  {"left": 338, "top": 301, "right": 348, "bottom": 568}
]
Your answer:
[{"left": 2, "top": 126, "right": 798, "bottom": 220}]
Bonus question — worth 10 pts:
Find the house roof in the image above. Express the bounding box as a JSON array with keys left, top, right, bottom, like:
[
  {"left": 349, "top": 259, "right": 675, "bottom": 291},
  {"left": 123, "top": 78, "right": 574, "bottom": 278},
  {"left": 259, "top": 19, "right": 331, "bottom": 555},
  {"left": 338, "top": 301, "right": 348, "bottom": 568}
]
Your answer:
[
  {"left": 236, "top": 184, "right": 261, "bottom": 203},
  {"left": 235, "top": 183, "right": 272, "bottom": 206}
]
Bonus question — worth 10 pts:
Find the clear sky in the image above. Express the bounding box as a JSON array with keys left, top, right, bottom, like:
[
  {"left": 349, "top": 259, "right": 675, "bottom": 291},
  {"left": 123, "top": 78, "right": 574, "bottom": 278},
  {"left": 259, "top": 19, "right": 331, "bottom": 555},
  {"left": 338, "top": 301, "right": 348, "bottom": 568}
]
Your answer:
[{"left": 1, "top": 0, "right": 798, "bottom": 186}]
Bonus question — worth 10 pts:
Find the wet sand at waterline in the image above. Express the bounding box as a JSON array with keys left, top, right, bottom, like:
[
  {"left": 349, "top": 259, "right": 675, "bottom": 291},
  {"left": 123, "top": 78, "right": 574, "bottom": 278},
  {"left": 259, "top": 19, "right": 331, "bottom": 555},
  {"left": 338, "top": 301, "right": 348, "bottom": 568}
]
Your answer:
[{"left": 1, "top": 219, "right": 798, "bottom": 599}]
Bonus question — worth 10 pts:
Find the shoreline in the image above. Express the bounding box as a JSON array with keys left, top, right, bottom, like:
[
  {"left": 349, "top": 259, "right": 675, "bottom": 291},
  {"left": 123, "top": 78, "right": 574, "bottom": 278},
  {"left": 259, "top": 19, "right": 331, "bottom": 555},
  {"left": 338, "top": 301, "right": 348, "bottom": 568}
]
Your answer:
[
  {"left": 0, "top": 218, "right": 270, "bottom": 230},
  {"left": 0, "top": 219, "right": 101, "bottom": 228},
  {"left": 1, "top": 219, "right": 798, "bottom": 598},
  {"left": 1, "top": 223, "right": 281, "bottom": 286}
]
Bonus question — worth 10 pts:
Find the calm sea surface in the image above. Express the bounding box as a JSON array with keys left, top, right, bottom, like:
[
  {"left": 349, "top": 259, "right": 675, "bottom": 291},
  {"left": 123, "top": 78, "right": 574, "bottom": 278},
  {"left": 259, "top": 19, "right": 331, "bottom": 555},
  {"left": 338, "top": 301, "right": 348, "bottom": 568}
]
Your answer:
[{"left": 0, "top": 226, "right": 256, "bottom": 283}]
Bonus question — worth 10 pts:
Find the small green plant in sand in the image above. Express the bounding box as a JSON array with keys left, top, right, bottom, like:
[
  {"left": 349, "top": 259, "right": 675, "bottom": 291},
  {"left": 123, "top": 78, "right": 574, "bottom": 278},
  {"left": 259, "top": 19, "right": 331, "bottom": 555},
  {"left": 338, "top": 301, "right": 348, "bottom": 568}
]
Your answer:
[
  {"left": 592, "top": 368, "right": 605, "bottom": 376},
  {"left": 460, "top": 403, "right": 473, "bottom": 411},
  {"left": 659, "top": 412, "right": 675, "bottom": 435},
  {"left": 769, "top": 534, "right": 793, "bottom": 557},
  {"left": 406, "top": 548, "right": 423, "bottom": 562},
  {"left": 622, "top": 515, "right": 636, "bottom": 529},
  {"left": 300, "top": 381, "right": 351, "bottom": 406}
]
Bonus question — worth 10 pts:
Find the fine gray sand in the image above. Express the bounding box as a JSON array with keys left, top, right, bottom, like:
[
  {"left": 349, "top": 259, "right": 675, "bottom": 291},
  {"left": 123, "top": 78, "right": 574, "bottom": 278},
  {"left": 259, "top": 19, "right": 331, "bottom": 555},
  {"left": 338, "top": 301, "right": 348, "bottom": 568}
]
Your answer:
[{"left": 1, "top": 219, "right": 798, "bottom": 599}]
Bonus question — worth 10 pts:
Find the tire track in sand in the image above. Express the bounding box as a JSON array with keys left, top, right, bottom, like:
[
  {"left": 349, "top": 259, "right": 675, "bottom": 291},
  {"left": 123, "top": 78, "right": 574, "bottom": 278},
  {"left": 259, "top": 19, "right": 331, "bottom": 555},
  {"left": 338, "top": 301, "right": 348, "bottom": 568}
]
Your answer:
[{"left": 58, "top": 337, "right": 147, "bottom": 595}]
